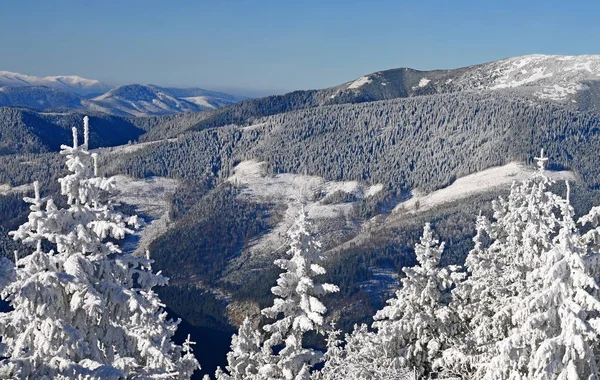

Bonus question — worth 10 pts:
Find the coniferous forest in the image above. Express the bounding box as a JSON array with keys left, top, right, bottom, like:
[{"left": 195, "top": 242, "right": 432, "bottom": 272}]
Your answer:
[{"left": 3, "top": 22, "right": 600, "bottom": 377}]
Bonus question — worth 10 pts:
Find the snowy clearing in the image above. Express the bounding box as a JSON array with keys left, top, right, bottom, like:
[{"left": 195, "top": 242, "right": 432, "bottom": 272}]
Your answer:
[
  {"left": 183, "top": 96, "right": 217, "bottom": 109},
  {"left": 393, "top": 162, "right": 575, "bottom": 215},
  {"left": 347, "top": 76, "right": 372, "bottom": 90},
  {"left": 226, "top": 160, "right": 382, "bottom": 258},
  {"left": 416, "top": 78, "right": 430, "bottom": 88},
  {"left": 111, "top": 175, "right": 179, "bottom": 256},
  {"left": 0, "top": 183, "right": 34, "bottom": 196}
]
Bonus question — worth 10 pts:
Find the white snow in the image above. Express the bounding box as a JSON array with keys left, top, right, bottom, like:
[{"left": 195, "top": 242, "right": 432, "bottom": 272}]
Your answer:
[
  {"left": 111, "top": 175, "right": 179, "bottom": 256},
  {"left": 417, "top": 78, "right": 430, "bottom": 88},
  {"left": 0, "top": 70, "right": 110, "bottom": 96},
  {"left": 0, "top": 183, "right": 34, "bottom": 196},
  {"left": 347, "top": 76, "right": 372, "bottom": 90},
  {"left": 480, "top": 54, "right": 600, "bottom": 101},
  {"left": 393, "top": 162, "right": 575, "bottom": 214},
  {"left": 226, "top": 160, "right": 382, "bottom": 257},
  {"left": 241, "top": 122, "right": 267, "bottom": 131},
  {"left": 183, "top": 96, "right": 217, "bottom": 109}
]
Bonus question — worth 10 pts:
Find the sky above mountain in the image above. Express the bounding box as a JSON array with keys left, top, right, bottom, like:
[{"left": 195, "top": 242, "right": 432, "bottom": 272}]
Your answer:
[{"left": 1, "top": 0, "right": 599, "bottom": 95}]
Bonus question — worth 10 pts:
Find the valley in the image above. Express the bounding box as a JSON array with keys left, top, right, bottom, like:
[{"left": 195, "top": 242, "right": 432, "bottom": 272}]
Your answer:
[{"left": 3, "top": 54, "right": 600, "bottom": 377}]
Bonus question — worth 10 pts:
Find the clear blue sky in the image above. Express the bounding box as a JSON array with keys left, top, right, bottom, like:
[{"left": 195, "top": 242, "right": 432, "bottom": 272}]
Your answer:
[{"left": 1, "top": 0, "right": 599, "bottom": 95}]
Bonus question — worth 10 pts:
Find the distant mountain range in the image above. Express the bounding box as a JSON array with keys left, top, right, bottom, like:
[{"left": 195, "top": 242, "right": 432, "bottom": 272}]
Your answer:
[
  {"left": 0, "top": 71, "right": 247, "bottom": 116},
  {"left": 177, "top": 54, "right": 600, "bottom": 133}
]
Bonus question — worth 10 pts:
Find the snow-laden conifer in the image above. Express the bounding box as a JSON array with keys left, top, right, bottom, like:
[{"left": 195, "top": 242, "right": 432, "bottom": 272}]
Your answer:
[
  {"left": 0, "top": 117, "right": 199, "bottom": 379},
  {"left": 486, "top": 183, "right": 600, "bottom": 379},
  {"left": 316, "top": 324, "right": 417, "bottom": 380},
  {"left": 441, "top": 150, "right": 565, "bottom": 377},
  {"left": 371, "top": 223, "right": 463, "bottom": 377},
  {"left": 215, "top": 317, "right": 262, "bottom": 380},
  {"left": 258, "top": 210, "right": 339, "bottom": 380}
]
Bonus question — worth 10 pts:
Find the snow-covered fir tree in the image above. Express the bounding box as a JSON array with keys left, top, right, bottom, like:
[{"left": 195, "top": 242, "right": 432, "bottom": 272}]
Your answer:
[
  {"left": 486, "top": 183, "right": 600, "bottom": 379},
  {"left": 0, "top": 117, "right": 199, "bottom": 379},
  {"left": 257, "top": 209, "right": 339, "bottom": 380},
  {"left": 215, "top": 317, "right": 263, "bottom": 380},
  {"left": 316, "top": 324, "right": 417, "bottom": 380},
  {"left": 440, "top": 150, "right": 566, "bottom": 377},
  {"left": 369, "top": 223, "right": 463, "bottom": 378}
]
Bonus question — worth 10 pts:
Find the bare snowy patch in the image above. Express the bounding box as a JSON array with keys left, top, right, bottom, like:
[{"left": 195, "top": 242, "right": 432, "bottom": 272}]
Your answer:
[
  {"left": 484, "top": 54, "right": 600, "bottom": 101},
  {"left": 393, "top": 162, "right": 575, "bottom": 215},
  {"left": 225, "top": 160, "right": 381, "bottom": 259},
  {"left": 0, "top": 183, "right": 34, "bottom": 196},
  {"left": 413, "top": 78, "right": 431, "bottom": 89},
  {"left": 347, "top": 76, "right": 372, "bottom": 90},
  {"left": 111, "top": 175, "right": 179, "bottom": 256}
]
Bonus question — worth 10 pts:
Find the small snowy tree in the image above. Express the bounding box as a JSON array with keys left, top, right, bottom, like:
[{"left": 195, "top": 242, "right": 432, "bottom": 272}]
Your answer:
[
  {"left": 258, "top": 210, "right": 339, "bottom": 380},
  {"left": 486, "top": 184, "right": 600, "bottom": 379},
  {"left": 215, "top": 317, "right": 263, "bottom": 380},
  {"left": 371, "top": 223, "right": 463, "bottom": 377},
  {"left": 316, "top": 324, "right": 417, "bottom": 380},
  {"left": 0, "top": 117, "right": 198, "bottom": 379}
]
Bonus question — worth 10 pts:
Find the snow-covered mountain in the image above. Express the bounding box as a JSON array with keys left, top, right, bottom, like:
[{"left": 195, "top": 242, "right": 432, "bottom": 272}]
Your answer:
[
  {"left": 90, "top": 85, "right": 247, "bottom": 116},
  {"left": 0, "top": 71, "right": 247, "bottom": 116},
  {"left": 0, "top": 71, "right": 111, "bottom": 96},
  {"left": 329, "top": 54, "right": 600, "bottom": 104},
  {"left": 89, "top": 85, "right": 206, "bottom": 117}
]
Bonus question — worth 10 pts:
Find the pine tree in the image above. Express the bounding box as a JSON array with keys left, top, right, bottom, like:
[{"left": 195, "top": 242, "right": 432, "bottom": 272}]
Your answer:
[
  {"left": 0, "top": 117, "right": 199, "bottom": 379},
  {"left": 316, "top": 324, "right": 416, "bottom": 380},
  {"left": 441, "top": 150, "right": 565, "bottom": 377},
  {"left": 371, "top": 223, "right": 463, "bottom": 377},
  {"left": 486, "top": 183, "right": 600, "bottom": 379},
  {"left": 215, "top": 317, "right": 262, "bottom": 380},
  {"left": 258, "top": 210, "right": 339, "bottom": 380}
]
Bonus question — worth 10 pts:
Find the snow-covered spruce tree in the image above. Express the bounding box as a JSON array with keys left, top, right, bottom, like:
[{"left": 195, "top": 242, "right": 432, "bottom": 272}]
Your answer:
[
  {"left": 0, "top": 117, "right": 199, "bottom": 379},
  {"left": 367, "top": 223, "right": 463, "bottom": 378},
  {"left": 257, "top": 210, "right": 339, "bottom": 380},
  {"left": 485, "top": 183, "right": 600, "bottom": 379},
  {"left": 439, "top": 150, "right": 565, "bottom": 377},
  {"left": 316, "top": 324, "right": 417, "bottom": 380},
  {"left": 215, "top": 317, "right": 263, "bottom": 380}
]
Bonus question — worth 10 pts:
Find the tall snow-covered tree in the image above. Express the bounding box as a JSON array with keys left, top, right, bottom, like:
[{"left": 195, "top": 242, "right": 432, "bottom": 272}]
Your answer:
[
  {"left": 440, "top": 150, "right": 566, "bottom": 377},
  {"left": 0, "top": 117, "right": 199, "bottom": 379},
  {"left": 486, "top": 183, "right": 600, "bottom": 379},
  {"left": 371, "top": 223, "right": 463, "bottom": 377},
  {"left": 258, "top": 210, "right": 339, "bottom": 380}
]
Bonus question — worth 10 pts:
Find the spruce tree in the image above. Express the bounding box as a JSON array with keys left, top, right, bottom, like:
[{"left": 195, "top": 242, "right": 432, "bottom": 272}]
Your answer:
[
  {"left": 372, "top": 223, "right": 463, "bottom": 377},
  {"left": 215, "top": 317, "right": 262, "bottom": 380},
  {"left": 441, "top": 150, "right": 565, "bottom": 377},
  {"left": 0, "top": 117, "right": 199, "bottom": 379},
  {"left": 486, "top": 183, "right": 600, "bottom": 379},
  {"left": 258, "top": 210, "right": 339, "bottom": 380}
]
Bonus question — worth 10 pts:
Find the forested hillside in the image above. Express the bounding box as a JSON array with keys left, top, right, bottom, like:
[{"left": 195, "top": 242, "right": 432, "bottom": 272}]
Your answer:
[{"left": 3, "top": 55, "right": 600, "bottom": 377}]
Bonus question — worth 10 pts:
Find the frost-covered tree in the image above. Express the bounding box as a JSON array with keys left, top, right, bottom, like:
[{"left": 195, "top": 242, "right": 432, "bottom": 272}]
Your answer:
[
  {"left": 370, "top": 223, "right": 463, "bottom": 377},
  {"left": 215, "top": 317, "right": 263, "bottom": 380},
  {"left": 441, "top": 150, "right": 565, "bottom": 377},
  {"left": 0, "top": 117, "right": 198, "bottom": 379},
  {"left": 486, "top": 184, "right": 600, "bottom": 379},
  {"left": 258, "top": 210, "right": 339, "bottom": 380},
  {"left": 316, "top": 324, "right": 417, "bottom": 380}
]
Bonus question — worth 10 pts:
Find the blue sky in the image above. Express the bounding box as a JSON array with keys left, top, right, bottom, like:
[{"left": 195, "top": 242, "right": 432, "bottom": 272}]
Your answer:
[{"left": 1, "top": 0, "right": 599, "bottom": 95}]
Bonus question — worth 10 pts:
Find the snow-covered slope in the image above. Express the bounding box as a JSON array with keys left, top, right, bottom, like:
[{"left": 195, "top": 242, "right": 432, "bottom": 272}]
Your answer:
[
  {"left": 0, "top": 71, "right": 245, "bottom": 116},
  {"left": 393, "top": 162, "right": 575, "bottom": 215},
  {"left": 90, "top": 84, "right": 208, "bottom": 116},
  {"left": 0, "top": 71, "right": 110, "bottom": 96},
  {"left": 330, "top": 54, "right": 600, "bottom": 104}
]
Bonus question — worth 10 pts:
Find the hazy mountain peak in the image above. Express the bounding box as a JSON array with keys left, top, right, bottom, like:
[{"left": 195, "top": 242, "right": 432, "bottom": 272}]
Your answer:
[{"left": 0, "top": 71, "right": 111, "bottom": 96}]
